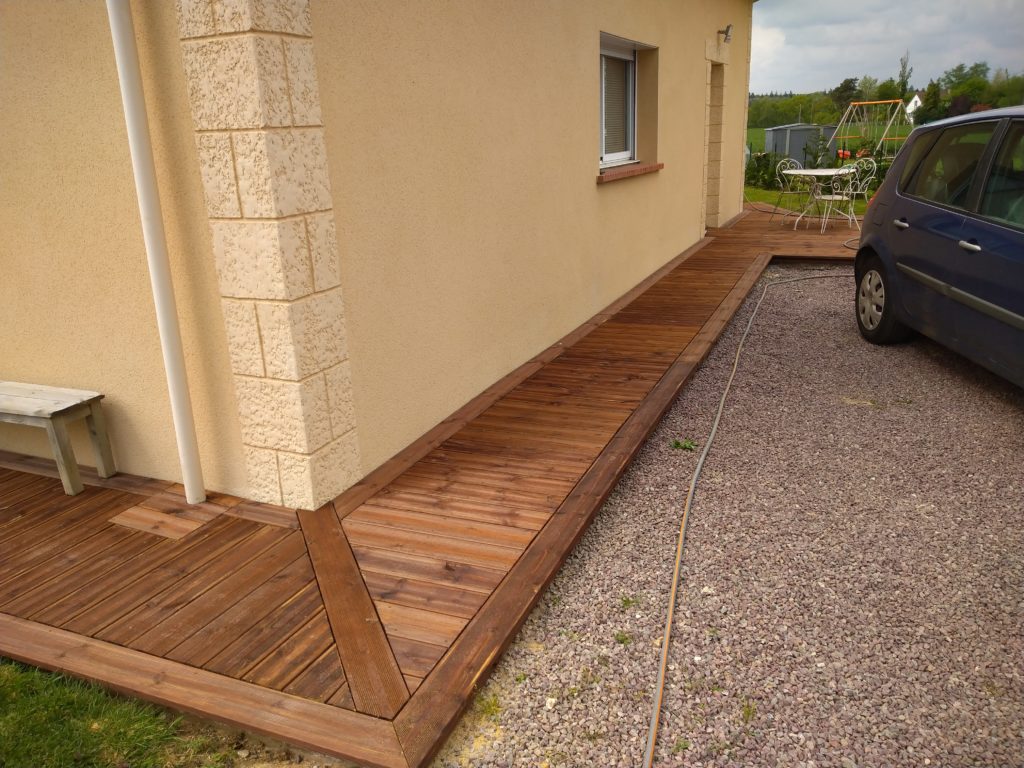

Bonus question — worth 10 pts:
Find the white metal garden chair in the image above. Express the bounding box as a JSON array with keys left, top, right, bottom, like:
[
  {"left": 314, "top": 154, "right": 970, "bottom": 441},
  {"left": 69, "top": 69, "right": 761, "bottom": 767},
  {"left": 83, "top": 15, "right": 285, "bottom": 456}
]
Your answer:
[
  {"left": 769, "top": 158, "right": 807, "bottom": 224},
  {"left": 815, "top": 170, "right": 860, "bottom": 233},
  {"left": 851, "top": 157, "right": 877, "bottom": 210}
]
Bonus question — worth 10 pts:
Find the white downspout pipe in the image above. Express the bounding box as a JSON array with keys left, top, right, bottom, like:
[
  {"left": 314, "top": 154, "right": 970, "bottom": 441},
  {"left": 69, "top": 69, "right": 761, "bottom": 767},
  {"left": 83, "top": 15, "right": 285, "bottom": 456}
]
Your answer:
[{"left": 106, "top": 0, "right": 206, "bottom": 503}]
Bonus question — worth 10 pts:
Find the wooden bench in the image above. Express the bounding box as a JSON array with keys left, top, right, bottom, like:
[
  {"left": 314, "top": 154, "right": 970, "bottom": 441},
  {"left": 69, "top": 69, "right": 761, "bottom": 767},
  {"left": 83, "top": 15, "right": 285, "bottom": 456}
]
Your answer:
[{"left": 0, "top": 381, "right": 116, "bottom": 495}]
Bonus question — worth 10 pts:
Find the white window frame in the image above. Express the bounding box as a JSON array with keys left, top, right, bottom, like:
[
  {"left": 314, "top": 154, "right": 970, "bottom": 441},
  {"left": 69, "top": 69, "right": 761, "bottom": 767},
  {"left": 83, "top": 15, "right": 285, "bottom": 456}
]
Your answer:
[{"left": 600, "top": 44, "right": 636, "bottom": 167}]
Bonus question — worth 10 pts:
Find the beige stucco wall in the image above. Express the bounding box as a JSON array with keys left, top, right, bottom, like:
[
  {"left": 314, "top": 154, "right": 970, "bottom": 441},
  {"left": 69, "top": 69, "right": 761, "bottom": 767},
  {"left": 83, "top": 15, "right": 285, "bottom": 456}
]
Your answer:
[
  {"left": 311, "top": 0, "right": 754, "bottom": 471},
  {"left": 0, "top": 1, "right": 247, "bottom": 494}
]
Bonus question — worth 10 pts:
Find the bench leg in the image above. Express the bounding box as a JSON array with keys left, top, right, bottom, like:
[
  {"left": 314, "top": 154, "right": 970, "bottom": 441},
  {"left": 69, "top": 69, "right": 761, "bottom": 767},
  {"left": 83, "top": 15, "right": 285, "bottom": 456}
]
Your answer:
[
  {"left": 86, "top": 403, "right": 116, "bottom": 478},
  {"left": 45, "top": 416, "right": 83, "bottom": 495}
]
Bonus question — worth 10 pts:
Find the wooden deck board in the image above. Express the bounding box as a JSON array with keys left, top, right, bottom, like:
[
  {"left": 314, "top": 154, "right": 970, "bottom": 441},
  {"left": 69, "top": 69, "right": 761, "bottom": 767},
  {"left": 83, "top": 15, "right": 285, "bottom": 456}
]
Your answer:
[
  {"left": 298, "top": 505, "right": 410, "bottom": 719},
  {"left": 165, "top": 554, "right": 315, "bottom": 668},
  {"left": 97, "top": 525, "right": 290, "bottom": 646},
  {"left": 129, "top": 531, "right": 309, "bottom": 657},
  {"left": 0, "top": 208, "right": 851, "bottom": 767}
]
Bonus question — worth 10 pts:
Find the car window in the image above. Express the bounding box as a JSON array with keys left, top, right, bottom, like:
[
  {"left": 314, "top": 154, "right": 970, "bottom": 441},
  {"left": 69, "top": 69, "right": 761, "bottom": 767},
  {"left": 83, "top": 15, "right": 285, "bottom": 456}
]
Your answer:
[
  {"left": 905, "top": 121, "right": 997, "bottom": 210},
  {"left": 898, "top": 130, "right": 939, "bottom": 192},
  {"left": 979, "top": 120, "right": 1024, "bottom": 230}
]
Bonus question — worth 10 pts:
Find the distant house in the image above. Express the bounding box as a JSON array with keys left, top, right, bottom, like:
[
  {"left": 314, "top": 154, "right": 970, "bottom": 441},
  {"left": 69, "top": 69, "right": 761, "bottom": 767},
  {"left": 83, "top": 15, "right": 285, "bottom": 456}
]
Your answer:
[
  {"left": 1, "top": 0, "right": 757, "bottom": 510},
  {"left": 906, "top": 92, "right": 924, "bottom": 118}
]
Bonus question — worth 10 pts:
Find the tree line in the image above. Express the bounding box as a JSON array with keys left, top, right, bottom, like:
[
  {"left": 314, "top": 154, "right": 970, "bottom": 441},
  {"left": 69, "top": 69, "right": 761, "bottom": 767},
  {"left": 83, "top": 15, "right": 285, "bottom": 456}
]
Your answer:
[{"left": 748, "top": 55, "right": 1023, "bottom": 128}]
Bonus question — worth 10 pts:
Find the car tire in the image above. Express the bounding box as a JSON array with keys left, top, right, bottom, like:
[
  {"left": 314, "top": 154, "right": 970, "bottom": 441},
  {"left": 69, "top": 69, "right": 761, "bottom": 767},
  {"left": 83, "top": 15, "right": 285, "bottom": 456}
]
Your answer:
[{"left": 856, "top": 255, "right": 911, "bottom": 344}]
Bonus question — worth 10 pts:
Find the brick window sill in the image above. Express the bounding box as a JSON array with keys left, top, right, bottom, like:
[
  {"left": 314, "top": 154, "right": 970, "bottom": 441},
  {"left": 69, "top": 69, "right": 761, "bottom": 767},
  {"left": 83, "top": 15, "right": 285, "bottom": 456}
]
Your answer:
[{"left": 596, "top": 161, "right": 664, "bottom": 184}]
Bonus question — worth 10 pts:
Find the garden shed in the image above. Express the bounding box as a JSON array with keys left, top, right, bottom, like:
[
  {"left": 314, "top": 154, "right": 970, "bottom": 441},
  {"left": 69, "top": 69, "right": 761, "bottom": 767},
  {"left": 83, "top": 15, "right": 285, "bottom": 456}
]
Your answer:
[{"left": 765, "top": 122, "right": 837, "bottom": 164}]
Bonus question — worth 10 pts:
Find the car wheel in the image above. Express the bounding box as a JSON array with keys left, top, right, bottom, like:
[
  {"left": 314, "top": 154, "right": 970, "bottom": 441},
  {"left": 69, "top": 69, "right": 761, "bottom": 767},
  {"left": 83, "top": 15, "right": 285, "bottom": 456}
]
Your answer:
[{"left": 856, "top": 255, "right": 911, "bottom": 344}]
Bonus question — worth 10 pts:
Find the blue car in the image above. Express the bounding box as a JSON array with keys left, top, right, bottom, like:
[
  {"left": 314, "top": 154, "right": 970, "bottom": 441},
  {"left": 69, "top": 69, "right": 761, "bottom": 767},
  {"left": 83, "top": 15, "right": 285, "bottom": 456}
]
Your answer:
[{"left": 855, "top": 106, "right": 1024, "bottom": 388}]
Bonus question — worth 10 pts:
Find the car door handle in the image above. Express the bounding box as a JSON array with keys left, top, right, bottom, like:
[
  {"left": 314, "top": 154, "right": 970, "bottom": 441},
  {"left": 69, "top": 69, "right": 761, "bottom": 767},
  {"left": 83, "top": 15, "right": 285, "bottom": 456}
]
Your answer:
[
  {"left": 893, "top": 219, "right": 910, "bottom": 229},
  {"left": 958, "top": 240, "right": 982, "bottom": 252}
]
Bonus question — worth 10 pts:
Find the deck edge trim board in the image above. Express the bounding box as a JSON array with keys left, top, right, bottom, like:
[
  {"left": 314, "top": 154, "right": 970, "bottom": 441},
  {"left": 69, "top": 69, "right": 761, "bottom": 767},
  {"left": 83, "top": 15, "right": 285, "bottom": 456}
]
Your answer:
[
  {"left": 298, "top": 504, "right": 410, "bottom": 719},
  {"left": 0, "top": 612, "right": 408, "bottom": 768}
]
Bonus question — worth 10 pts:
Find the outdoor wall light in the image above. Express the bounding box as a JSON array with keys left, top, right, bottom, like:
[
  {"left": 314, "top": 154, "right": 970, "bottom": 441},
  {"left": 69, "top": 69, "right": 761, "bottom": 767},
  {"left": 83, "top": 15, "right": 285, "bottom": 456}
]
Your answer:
[{"left": 718, "top": 24, "right": 733, "bottom": 43}]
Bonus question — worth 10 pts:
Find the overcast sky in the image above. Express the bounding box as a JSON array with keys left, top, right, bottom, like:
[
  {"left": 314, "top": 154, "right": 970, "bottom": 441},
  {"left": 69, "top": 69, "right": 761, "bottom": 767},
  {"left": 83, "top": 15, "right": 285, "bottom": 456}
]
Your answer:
[{"left": 750, "top": 0, "right": 1024, "bottom": 94}]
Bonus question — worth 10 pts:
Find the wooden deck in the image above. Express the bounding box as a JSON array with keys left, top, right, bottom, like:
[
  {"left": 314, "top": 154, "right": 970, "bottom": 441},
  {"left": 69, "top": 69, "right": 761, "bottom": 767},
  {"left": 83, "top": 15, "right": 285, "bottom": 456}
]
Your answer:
[{"left": 0, "top": 208, "right": 852, "bottom": 768}]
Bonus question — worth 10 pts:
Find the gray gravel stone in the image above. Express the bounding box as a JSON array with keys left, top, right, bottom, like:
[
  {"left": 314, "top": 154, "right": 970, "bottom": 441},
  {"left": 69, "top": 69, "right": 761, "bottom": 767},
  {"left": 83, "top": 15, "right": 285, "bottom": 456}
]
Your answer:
[{"left": 432, "top": 264, "right": 1024, "bottom": 767}]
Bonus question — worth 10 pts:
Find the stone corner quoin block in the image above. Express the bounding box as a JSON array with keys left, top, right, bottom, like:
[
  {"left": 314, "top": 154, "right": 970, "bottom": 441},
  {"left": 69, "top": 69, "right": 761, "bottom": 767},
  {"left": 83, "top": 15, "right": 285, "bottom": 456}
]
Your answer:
[
  {"left": 243, "top": 445, "right": 283, "bottom": 506},
  {"left": 234, "top": 375, "right": 332, "bottom": 454},
  {"left": 211, "top": 218, "right": 314, "bottom": 301},
  {"left": 256, "top": 290, "right": 349, "bottom": 381},
  {"left": 278, "top": 431, "right": 362, "bottom": 509},
  {"left": 213, "top": 0, "right": 313, "bottom": 37},
  {"left": 233, "top": 129, "right": 333, "bottom": 219},
  {"left": 181, "top": 36, "right": 291, "bottom": 131}
]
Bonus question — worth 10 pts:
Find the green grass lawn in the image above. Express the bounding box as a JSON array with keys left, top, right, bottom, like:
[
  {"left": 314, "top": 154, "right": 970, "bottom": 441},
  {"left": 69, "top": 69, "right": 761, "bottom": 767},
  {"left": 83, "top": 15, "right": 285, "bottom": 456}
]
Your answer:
[
  {"left": 0, "top": 660, "right": 234, "bottom": 768},
  {"left": 744, "top": 185, "right": 869, "bottom": 218},
  {"left": 746, "top": 127, "right": 765, "bottom": 153}
]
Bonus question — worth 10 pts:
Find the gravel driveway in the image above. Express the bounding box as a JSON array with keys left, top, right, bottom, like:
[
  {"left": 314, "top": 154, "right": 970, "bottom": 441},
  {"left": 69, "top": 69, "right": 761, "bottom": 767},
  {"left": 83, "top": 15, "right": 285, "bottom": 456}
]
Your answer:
[{"left": 433, "top": 262, "right": 1024, "bottom": 768}]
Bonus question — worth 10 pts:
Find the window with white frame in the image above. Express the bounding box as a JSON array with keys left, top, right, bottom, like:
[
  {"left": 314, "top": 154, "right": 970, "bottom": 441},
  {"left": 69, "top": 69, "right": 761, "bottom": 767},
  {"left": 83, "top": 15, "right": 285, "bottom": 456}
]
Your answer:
[
  {"left": 598, "top": 33, "right": 655, "bottom": 167},
  {"left": 600, "top": 39, "right": 636, "bottom": 166}
]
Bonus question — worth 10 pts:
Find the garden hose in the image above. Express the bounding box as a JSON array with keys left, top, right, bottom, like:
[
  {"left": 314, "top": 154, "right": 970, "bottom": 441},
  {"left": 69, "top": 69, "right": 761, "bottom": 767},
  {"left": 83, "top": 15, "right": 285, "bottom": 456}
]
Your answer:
[{"left": 641, "top": 271, "right": 855, "bottom": 768}]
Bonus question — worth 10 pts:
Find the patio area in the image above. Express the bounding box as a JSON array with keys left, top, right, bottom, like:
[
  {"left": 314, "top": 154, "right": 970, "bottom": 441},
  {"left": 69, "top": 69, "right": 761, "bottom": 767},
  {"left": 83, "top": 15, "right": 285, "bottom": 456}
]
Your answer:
[{"left": 0, "top": 208, "right": 852, "bottom": 768}]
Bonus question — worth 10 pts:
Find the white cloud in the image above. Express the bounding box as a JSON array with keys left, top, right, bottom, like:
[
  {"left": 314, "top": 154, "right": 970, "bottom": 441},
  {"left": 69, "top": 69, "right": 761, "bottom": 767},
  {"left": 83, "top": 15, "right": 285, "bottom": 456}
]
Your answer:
[
  {"left": 750, "top": 0, "right": 1024, "bottom": 94},
  {"left": 751, "top": 24, "right": 786, "bottom": 80}
]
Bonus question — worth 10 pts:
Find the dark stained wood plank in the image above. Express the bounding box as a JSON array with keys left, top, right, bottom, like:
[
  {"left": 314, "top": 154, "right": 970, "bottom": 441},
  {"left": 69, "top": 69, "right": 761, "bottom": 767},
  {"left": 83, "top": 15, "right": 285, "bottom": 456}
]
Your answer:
[
  {"left": 437, "top": 434, "right": 594, "bottom": 466},
  {"left": 244, "top": 608, "right": 335, "bottom": 690},
  {"left": 422, "top": 446, "right": 589, "bottom": 482},
  {"left": 478, "top": 397, "right": 637, "bottom": 425},
  {"left": 0, "top": 614, "right": 407, "bottom": 768},
  {"left": 402, "top": 459, "right": 576, "bottom": 497},
  {"left": 343, "top": 518, "right": 522, "bottom": 571},
  {"left": 203, "top": 580, "right": 323, "bottom": 678},
  {"left": 29, "top": 513, "right": 240, "bottom": 628},
  {"left": 348, "top": 505, "right": 536, "bottom": 550},
  {"left": 362, "top": 570, "right": 486, "bottom": 620},
  {"left": 97, "top": 525, "right": 289, "bottom": 646},
  {"left": 351, "top": 545, "right": 506, "bottom": 595},
  {"left": 2, "top": 525, "right": 142, "bottom": 617},
  {"left": 386, "top": 472, "right": 563, "bottom": 510},
  {"left": 221, "top": 500, "right": 299, "bottom": 529},
  {"left": 130, "top": 531, "right": 308, "bottom": 657},
  {"left": 0, "top": 481, "right": 61, "bottom": 525},
  {"left": 285, "top": 645, "right": 349, "bottom": 704},
  {"left": 166, "top": 553, "right": 314, "bottom": 667},
  {"left": 388, "top": 635, "right": 447, "bottom": 680},
  {"left": 298, "top": 505, "right": 410, "bottom": 720},
  {"left": 0, "top": 469, "right": 51, "bottom": 502},
  {"left": 451, "top": 422, "right": 612, "bottom": 455},
  {"left": 61, "top": 516, "right": 262, "bottom": 637},
  {"left": 0, "top": 486, "right": 133, "bottom": 548},
  {"left": 327, "top": 682, "right": 356, "bottom": 710},
  {"left": 0, "top": 490, "right": 137, "bottom": 601},
  {"left": 366, "top": 489, "right": 549, "bottom": 531},
  {"left": 375, "top": 601, "right": 467, "bottom": 648}
]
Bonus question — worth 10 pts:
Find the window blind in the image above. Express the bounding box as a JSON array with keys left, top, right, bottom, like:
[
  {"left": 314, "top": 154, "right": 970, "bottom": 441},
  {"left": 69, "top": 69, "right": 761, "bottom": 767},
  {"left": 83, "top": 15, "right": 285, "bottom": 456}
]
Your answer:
[{"left": 603, "top": 55, "right": 629, "bottom": 155}]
